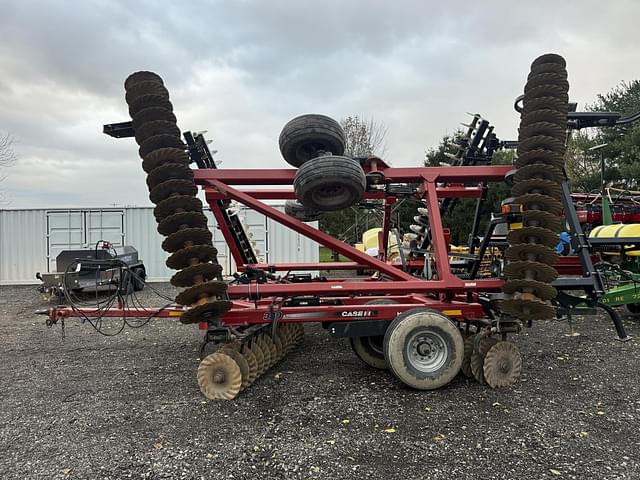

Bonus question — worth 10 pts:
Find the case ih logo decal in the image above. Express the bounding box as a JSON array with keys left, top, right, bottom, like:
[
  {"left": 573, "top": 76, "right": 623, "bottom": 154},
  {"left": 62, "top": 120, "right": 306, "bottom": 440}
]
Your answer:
[{"left": 336, "top": 310, "right": 378, "bottom": 318}]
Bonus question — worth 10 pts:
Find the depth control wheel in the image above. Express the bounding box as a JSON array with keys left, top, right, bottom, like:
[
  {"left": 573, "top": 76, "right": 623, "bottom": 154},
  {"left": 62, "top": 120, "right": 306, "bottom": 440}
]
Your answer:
[{"left": 383, "top": 308, "right": 464, "bottom": 390}]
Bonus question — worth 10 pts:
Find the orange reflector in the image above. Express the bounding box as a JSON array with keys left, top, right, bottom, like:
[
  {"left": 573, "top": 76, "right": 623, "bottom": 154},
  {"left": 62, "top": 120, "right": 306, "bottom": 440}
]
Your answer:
[
  {"left": 509, "top": 222, "right": 523, "bottom": 230},
  {"left": 502, "top": 203, "right": 523, "bottom": 214},
  {"left": 169, "top": 311, "right": 183, "bottom": 317},
  {"left": 441, "top": 309, "right": 463, "bottom": 316}
]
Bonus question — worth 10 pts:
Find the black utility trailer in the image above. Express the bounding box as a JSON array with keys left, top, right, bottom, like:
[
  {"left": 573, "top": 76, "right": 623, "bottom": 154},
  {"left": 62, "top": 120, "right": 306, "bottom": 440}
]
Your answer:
[{"left": 36, "top": 242, "right": 146, "bottom": 298}]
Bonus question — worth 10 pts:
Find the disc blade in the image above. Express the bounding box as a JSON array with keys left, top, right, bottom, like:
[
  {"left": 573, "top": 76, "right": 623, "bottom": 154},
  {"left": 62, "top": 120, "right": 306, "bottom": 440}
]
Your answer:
[
  {"left": 525, "top": 72, "right": 569, "bottom": 92},
  {"left": 175, "top": 280, "right": 227, "bottom": 306},
  {"left": 503, "top": 279, "right": 557, "bottom": 301},
  {"left": 157, "top": 211, "right": 208, "bottom": 236},
  {"left": 503, "top": 260, "right": 558, "bottom": 283},
  {"left": 483, "top": 341, "right": 522, "bottom": 388},
  {"left": 162, "top": 228, "right": 212, "bottom": 253},
  {"left": 519, "top": 109, "right": 566, "bottom": 129},
  {"left": 505, "top": 244, "right": 558, "bottom": 264},
  {"left": 139, "top": 134, "right": 186, "bottom": 158},
  {"left": 518, "top": 121, "right": 566, "bottom": 142},
  {"left": 517, "top": 135, "right": 566, "bottom": 157},
  {"left": 171, "top": 263, "right": 222, "bottom": 287},
  {"left": 524, "top": 85, "right": 569, "bottom": 104},
  {"left": 512, "top": 178, "right": 562, "bottom": 200},
  {"left": 142, "top": 147, "right": 189, "bottom": 174},
  {"left": 514, "top": 193, "right": 562, "bottom": 216},
  {"left": 220, "top": 346, "right": 250, "bottom": 391},
  {"left": 125, "top": 71, "right": 164, "bottom": 90},
  {"left": 135, "top": 120, "right": 180, "bottom": 145},
  {"left": 515, "top": 148, "right": 565, "bottom": 169},
  {"left": 149, "top": 179, "right": 197, "bottom": 204},
  {"left": 128, "top": 95, "right": 173, "bottom": 118},
  {"left": 180, "top": 299, "right": 232, "bottom": 324},
  {"left": 197, "top": 352, "right": 241, "bottom": 400},
  {"left": 521, "top": 210, "right": 563, "bottom": 233},
  {"left": 500, "top": 298, "right": 556, "bottom": 321},
  {"left": 154, "top": 195, "right": 203, "bottom": 221},
  {"left": 132, "top": 107, "right": 177, "bottom": 131},
  {"left": 507, "top": 226, "right": 559, "bottom": 249},
  {"left": 531, "top": 53, "right": 566, "bottom": 68},
  {"left": 240, "top": 345, "right": 259, "bottom": 386},
  {"left": 521, "top": 96, "right": 568, "bottom": 115},
  {"left": 461, "top": 335, "right": 474, "bottom": 378},
  {"left": 125, "top": 81, "right": 169, "bottom": 105},
  {"left": 146, "top": 163, "right": 193, "bottom": 191}
]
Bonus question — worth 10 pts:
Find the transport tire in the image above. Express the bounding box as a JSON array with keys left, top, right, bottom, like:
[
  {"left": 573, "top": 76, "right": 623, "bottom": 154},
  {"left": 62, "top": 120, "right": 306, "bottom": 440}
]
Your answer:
[
  {"left": 279, "top": 114, "right": 346, "bottom": 167},
  {"left": 383, "top": 308, "right": 463, "bottom": 390},
  {"left": 627, "top": 303, "right": 640, "bottom": 315},
  {"left": 284, "top": 200, "right": 321, "bottom": 222},
  {"left": 350, "top": 299, "right": 398, "bottom": 370},
  {"left": 351, "top": 336, "right": 386, "bottom": 369},
  {"left": 293, "top": 155, "right": 366, "bottom": 211}
]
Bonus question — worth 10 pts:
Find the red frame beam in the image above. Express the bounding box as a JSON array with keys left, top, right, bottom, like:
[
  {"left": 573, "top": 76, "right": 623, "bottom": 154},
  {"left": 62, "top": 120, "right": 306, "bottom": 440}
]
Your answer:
[
  {"left": 203, "top": 186, "right": 486, "bottom": 201},
  {"left": 193, "top": 165, "right": 511, "bottom": 185},
  {"left": 226, "top": 278, "right": 503, "bottom": 297},
  {"left": 204, "top": 179, "right": 417, "bottom": 282},
  {"left": 47, "top": 297, "right": 486, "bottom": 325}
]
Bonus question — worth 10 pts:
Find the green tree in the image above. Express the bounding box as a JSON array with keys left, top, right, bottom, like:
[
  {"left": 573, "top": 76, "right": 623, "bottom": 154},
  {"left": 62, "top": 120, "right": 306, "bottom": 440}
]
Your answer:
[
  {"left": 423, "top": 135, "right": 514, "bottom": 246},
  {"left": 566, "top": 80, "right": 640, "bottom": 191}
]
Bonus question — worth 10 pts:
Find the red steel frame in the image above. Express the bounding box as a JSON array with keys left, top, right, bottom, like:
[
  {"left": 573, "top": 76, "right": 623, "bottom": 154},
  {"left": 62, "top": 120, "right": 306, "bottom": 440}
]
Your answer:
[{"left": 47, "top": 163, "right": 533, "bottom": 327}]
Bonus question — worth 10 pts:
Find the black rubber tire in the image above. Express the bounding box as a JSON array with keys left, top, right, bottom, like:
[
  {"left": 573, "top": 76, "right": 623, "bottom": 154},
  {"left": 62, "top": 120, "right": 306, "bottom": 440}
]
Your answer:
[
  {"left": 383, "top": 308, "right": 463, "bottom": 390},
  {"left": 132, "top": 267, "right": 146, "bottom": 292},
  {"left": 627, "top": 303, "right": 640, "bottom": 315},
  {"left": 350, "top": 299, "right": 398, "bottom": 370},
  {"left": 279, "top": 114, "right": 346, "bottom": 167},
  {"left": 284, "top": 200, "right": 321, "bottom": 222},
  {"left": 293, "top": 155, "right": 366, "bottom": 211}
]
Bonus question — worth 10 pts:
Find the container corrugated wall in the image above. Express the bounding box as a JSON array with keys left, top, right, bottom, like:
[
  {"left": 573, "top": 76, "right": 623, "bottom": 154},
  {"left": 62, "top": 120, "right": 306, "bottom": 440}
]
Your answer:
[
  {"left": 0, "top": 206, "right": 319, "bottom": 284},
  {"left": 124, "top": 207, "right": 173, "bottom": 282},
  {"left": 0, "top": 209, "right": 47, "bottom": 284}
]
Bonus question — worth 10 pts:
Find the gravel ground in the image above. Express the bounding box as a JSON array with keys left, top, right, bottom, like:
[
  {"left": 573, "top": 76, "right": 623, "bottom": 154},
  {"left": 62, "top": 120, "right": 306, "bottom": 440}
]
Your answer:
[{"left": 1, "top": 283, "right": 639, "bottom": 480}]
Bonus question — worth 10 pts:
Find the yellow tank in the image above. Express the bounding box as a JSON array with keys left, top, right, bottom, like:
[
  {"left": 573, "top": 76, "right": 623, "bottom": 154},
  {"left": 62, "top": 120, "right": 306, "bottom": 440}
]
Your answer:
[
  {"left": 360, "top": 228, "right": 399, "bottom": 260},
  {"left": 589, "top": 224, "right": 640, "bottom": 256}
]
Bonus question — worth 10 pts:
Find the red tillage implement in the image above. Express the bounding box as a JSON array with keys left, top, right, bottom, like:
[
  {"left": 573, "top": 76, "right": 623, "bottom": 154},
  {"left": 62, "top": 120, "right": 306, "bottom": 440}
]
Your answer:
[{"left": 46, "top": 53, "right": 627, "bottom": 400}]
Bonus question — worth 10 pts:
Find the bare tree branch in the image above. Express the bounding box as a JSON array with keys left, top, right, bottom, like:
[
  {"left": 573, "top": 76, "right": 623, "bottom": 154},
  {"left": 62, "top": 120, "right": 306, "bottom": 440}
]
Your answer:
[
  {"left": 340, "top": 115, "right": 388, "bottom": 157},
  {"left": 0, "top": 133, "right": 18, "bottom": 204}
]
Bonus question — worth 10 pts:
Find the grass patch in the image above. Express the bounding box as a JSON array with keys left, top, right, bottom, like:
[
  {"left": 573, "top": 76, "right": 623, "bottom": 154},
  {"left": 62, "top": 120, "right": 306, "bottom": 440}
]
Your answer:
[{"left": 319, "top": 246, "right": 350, "bottom": 262}]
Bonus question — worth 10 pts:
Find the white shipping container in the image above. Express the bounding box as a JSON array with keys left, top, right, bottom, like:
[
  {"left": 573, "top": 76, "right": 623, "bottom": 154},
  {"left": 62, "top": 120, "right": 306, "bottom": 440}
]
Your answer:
[{"left": 0, "top": 206, "right": 319, "bottom": 285}]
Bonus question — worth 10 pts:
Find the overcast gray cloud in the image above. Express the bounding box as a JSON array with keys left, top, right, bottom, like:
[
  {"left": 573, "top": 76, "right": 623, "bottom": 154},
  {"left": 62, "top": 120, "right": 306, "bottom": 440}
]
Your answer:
[{"left": 1, "top": 0, "right": 638, "bottom": 208}]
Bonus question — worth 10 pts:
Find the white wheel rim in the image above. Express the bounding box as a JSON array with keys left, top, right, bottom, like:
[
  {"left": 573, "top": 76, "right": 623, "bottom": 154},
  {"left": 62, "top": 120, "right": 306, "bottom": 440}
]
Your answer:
[{"left": 406, "top": 330, "right": 448, "bottom": 373}]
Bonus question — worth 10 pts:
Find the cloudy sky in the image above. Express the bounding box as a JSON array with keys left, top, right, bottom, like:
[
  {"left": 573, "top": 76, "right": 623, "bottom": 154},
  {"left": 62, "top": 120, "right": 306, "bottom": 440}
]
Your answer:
[{"left": 0, "top": 0, "right": 638, "bottom": 208}]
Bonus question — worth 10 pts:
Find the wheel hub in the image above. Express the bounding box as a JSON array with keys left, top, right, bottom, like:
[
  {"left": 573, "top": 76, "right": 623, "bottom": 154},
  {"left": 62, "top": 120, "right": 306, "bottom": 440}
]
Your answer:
[
  {"left": 498, "top": 359, "right": 511, "bottom": 373},
  {"left": 406, "top": 331, "right": 447, "bottom": 372},
  {"left": 213, "top": 369, "right": 225, "bottom": 383}
]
